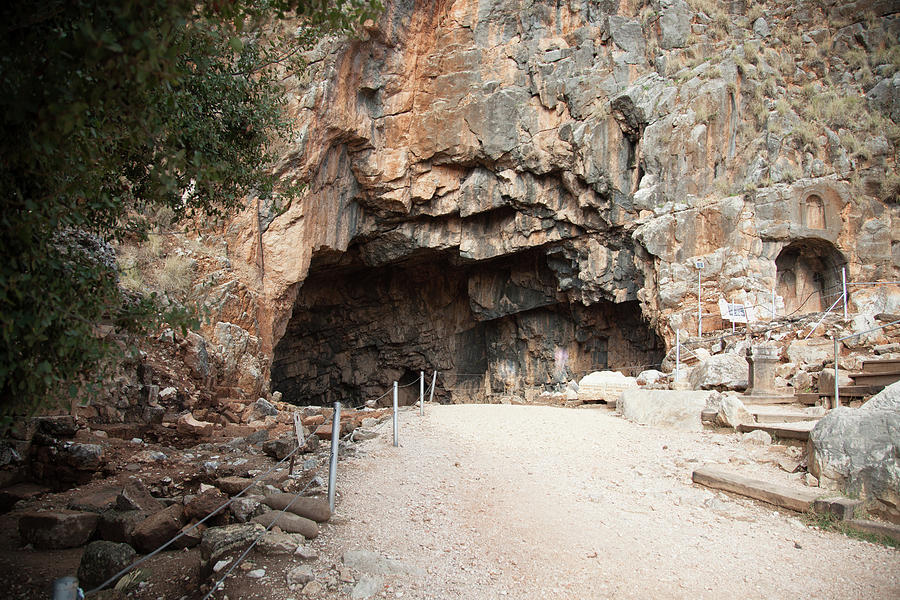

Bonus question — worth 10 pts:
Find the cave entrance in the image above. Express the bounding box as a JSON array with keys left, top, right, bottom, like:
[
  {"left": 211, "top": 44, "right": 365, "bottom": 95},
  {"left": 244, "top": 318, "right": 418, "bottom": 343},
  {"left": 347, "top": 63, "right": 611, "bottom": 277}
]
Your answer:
[
  {"left": 270, "top": 249, "right": 664, "bottom": 406},
  {"left": 775, "top": 238, "right": 847, "bottom": 316}
]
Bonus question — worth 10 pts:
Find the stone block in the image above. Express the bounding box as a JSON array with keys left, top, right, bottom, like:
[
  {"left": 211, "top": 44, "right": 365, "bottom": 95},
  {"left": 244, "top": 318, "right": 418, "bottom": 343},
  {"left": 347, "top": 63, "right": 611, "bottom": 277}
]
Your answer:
[
  {"left": 18, "top": 510, "right": 98, "bottom": 549},
  {"left": 617, "top": 389, "right": 711, "bottom": 431}
]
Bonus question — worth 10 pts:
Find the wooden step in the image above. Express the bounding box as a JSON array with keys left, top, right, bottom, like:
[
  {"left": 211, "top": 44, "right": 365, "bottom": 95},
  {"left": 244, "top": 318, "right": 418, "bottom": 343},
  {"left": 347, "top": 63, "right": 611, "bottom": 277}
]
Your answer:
[
  {"left": 746, "top": 406, "right": 824, "bottom": 424},
  {"left": 692, "top": 465, "right": 825, "bottom": 513},
  {"left": 795, "top": 392, "right": 821, "bottom": 405},
  {"left": 736, "top": 420, "right": 818, "bottom": 441},
  {"left": 818, "top": 385, "right": 885, "bottom": 398},
  {"left": 861, "top": 358, "right": 900, "bottom": 374},
  {"left": 848, "top": 372, "right": 900, "bottom": 387}
]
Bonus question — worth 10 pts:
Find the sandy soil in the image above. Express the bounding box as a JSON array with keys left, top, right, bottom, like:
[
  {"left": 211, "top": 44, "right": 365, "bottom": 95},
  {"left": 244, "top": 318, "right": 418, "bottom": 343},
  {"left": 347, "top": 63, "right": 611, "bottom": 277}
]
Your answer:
[{"left": 310, "top": 403, "right": 899, "bottom": 599}]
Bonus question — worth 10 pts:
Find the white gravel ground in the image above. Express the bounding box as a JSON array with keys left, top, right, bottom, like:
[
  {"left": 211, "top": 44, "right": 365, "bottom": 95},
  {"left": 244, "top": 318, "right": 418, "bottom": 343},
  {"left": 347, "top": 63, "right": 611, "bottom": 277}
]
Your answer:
[{"left": 314, "top": 404, "right": 899, "bottom": 599}]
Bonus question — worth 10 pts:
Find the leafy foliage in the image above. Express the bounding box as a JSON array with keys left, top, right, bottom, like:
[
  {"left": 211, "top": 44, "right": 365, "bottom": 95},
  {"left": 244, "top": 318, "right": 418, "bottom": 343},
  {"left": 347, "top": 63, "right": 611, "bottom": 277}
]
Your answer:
[{"left": 0, "top": 0, "right": 381, "bottom": 414}]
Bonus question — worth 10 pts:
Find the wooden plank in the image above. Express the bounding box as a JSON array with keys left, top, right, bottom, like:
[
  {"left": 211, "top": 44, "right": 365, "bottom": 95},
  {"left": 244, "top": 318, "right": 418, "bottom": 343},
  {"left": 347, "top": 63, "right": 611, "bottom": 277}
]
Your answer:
[
  {"left": 746, "top": 407, "right": 822, "bottom": 424},
  {"left": 795, "top": 393, "right": 820, "bottom": 405},
  {"left": 861, "top": 358, "right": 900, "bottom": 374},
  {"left": 848, "top": 372, "right": 900, "bottom": 387},
  {"left": 846, "top": 519, "right": 900, "bottom": 544},
  {"left": 737, "top": 420, "right": 817, "bottom": 440},
  {"left": 819, "top": 385, "right": 885, "bottom": 398},
  {"left": 692, "top": 465, "right": 823, "bottom": 513}
]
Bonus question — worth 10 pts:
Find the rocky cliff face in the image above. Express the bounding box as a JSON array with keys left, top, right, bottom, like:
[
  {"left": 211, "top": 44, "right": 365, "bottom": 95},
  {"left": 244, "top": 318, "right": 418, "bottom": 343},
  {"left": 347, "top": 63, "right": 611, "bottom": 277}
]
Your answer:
[{"left": 220, "top": 0, "right": 900, "bottom": 404}]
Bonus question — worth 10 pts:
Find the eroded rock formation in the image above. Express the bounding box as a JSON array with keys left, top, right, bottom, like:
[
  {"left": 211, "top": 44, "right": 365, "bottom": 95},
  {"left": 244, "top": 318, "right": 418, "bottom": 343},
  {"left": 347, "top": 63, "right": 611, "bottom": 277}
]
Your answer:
[{"left": 216, "top": 0, "right": 899, "bottom": 403}]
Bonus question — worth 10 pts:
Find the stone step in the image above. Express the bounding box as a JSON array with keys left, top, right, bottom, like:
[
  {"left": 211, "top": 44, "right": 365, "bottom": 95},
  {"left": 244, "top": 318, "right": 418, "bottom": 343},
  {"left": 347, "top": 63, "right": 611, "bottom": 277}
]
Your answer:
[{"left": 736, "top": 420, "right": 818, "bottom": 441}]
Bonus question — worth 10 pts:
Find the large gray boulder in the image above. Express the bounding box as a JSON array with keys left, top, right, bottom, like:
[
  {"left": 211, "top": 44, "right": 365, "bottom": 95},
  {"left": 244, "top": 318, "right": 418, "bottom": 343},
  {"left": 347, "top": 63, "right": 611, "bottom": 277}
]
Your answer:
[
  {"left": 809, "top": 382, "right": 900, "bottom": 518},
  {"left": 689, "top": 353, "right": 748, "bottom": 391},
  {"left": 617, "top": 389, "right": 713, "bottom": 431}
]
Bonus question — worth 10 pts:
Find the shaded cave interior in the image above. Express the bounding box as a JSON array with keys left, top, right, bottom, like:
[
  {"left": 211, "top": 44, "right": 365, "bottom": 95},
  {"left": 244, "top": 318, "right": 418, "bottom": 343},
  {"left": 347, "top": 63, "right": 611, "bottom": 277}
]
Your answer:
[{"left": 271, "top": 247, "right": 664, "bottom": 406}]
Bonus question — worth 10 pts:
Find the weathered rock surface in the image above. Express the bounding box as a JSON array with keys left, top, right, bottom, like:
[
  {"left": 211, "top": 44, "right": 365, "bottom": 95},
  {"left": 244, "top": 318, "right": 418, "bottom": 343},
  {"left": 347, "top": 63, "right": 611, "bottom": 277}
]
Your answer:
[
  {"left": 716, "top": 395, "right": 753, "bottom": 428},
  {"left": 131, "top": 503, "right": 187, "bottom": 554},
  {"left": 617, "top": 389, "right": 712, "bottom": 431},
  {"left": 577, "top": 371, "right": 638, "bottom": 403},
  {"left": 689, "top": 353, "right": 748, "bottom": 391},
  {"left": 77, "top": 541, "right": 137, "bottom": 590},
  {"left": 809, "top": 382, "right": 900, "bottom": 517},
  {"left": 342, "top": 550, "right": 425, "bottom": 577},
  {"left": 18, "top": 510, "right": 98, "bottom": 549},
  {"left": 262, "top": 493, "right": 331, "bottom": 522},
  {"left": 252, "top": 511, "right": 319, "bottom": 539},
  {"left": 200, "top": 522, "right": 266, "bottom": 563}
]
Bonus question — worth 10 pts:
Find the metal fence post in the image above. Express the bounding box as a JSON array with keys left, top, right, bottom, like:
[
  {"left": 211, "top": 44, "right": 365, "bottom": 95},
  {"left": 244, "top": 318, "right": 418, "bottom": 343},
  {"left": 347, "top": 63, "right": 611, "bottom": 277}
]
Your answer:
[
  {"left": 429, "top": 371, "right": 436, "bottom": 405},
  {"left": 697, "top": 266, "right": 703, "bottom": 337},
  {"left": 842, "top": 267, "right": 848, "bottom": 320},
  {"left": 327, "top": 402, "right": 341, "bottom": 512},
  {"left": 833, "top": 338, "right": 840, "bottom": 409},
  {"left": 419, "top": 371, "right": 424, "bottom": 417},
  {"left": 675, "top": 329, "right": 681, "bottom": 383},
  {"left": 393, "top": 381, "right": 399, "bottom": 447},
  {"left": 52, "top": 576, "right": 79, "bottom": 600}
]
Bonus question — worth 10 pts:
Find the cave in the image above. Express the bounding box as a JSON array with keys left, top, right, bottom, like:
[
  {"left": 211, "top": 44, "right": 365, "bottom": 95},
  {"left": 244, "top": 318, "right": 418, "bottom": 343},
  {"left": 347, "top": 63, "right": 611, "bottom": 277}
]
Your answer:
[
  {"left": 270, "top": 248, "right": 665, "bottom": 406},
  {"left": 775, "top": 238, "right": 847, "bottom": 316}
]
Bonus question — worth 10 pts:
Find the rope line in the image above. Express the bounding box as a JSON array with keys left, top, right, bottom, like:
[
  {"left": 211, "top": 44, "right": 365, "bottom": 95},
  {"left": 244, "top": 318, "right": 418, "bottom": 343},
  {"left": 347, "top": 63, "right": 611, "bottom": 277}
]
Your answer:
[{"left": 86, "top": 423, "right": 316, "bottom": 594}]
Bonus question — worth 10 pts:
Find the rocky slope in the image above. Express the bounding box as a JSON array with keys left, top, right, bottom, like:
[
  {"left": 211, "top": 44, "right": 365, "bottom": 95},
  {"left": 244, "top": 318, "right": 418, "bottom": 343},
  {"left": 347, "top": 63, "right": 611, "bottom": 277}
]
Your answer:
[{"left": 212, "top": 0, "right": 900, "bottom": 404}]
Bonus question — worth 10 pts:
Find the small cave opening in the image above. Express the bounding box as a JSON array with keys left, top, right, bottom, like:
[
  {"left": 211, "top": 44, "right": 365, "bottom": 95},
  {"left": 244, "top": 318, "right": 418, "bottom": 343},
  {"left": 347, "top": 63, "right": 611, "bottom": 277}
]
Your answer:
[
  {"left": 270, "top": 248, "right": 665, "bottom": 406},
  {"left": 775, "top": 238, "right": 847, "bottom": 316}
]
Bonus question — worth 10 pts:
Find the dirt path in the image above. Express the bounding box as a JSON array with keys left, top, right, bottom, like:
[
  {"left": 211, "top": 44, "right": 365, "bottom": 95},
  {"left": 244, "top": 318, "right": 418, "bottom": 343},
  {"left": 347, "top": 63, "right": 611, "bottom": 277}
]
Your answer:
[{"left": 316, "top": 404, "right": 899, "bottom": 599}]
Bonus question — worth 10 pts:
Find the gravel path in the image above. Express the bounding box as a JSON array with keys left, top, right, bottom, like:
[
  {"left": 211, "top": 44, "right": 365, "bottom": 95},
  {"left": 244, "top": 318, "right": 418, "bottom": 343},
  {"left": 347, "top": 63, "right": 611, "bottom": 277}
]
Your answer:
[{"left": 318, "top": 404, "right": 899, "bottom": 599}]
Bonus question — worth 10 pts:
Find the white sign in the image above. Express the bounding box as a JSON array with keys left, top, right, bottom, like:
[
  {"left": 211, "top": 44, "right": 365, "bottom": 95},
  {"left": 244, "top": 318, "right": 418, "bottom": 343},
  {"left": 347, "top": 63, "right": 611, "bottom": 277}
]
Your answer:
[{"left": 719, "top": 298, "right": 755, "bottom": 323}]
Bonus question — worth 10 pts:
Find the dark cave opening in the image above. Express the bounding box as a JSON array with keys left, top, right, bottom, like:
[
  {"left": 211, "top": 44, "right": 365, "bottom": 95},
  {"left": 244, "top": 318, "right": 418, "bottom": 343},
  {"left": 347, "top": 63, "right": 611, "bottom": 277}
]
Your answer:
[{"left": 270, "top": 248, "right": 665, "bottom": 406}]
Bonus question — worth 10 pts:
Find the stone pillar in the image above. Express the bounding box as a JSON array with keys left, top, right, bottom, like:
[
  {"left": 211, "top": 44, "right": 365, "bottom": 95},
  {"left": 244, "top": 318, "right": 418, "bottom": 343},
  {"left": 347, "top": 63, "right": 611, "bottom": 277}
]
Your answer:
[{"left": 744, "top": 344, "right": 780, "bottom": 397}]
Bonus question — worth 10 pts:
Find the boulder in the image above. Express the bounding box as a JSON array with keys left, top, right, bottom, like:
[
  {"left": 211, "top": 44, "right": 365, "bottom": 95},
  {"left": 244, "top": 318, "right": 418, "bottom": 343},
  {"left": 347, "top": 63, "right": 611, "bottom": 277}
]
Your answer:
[
  {"left": 786, "top": 339, "right": 832, "bottom": 369},
  {"left": 184, "top": 487, "right": 229, "bottom": 522},
  {"left": 716, "top": 395, "right": 753, "bottom": 428},
  {"left": 689, "top": 353, "right": 748, "bottom": 391},
  {"left": 577, "top": 371, "right": 638, "bottom": 403},
  {"left": 817, "top": 368, "right": 853, "bottom": 394},
  {"left": 77, "top": 541, "right": 137, "bottom": 590},
  {"left": 176, "top": 413, "right": 214, "bottom": 437},
  {"left": 617, "top": 389, "right": 712, "bottom": 431},
  {"left": 18, "top": 510, "right": 98, "bottom": 549},
  {"left": 254, "top": 398, "right": 278, "bottom": 417},
  {"left": 636, "top": 369, "right": 665, "bottom": 386},
  {"left": 61, "top": 442, "right": 104, "bottom": 470},
  {"left": 97, "top": 510, "right": 144, "bottom": 544},
  {"left": 809, "top": 382, "right": 900, "bottom": 517},
  {"left": 252, "top": 510, "right": 318, "bottom": 539},
  {"left": 216, "top": 476, "right": 256, "bottom": 496},
  {"left": 255, "top": 531, "right": 305, "bottom": 556},
  {"left": 116, "top": 480, "right": 164, "bottom": 513},
  {"left": 200, "top": 522, "right": 265, "bottom": 563},
  {"left": 351, "top": 574, "right": 383, "bottom": 599},
  {"left": 262, "top": 493, "right": 331, "bottom": 522},
  {"left": 68, "top": 487, "right": 121, "bottom": 513},
  {"left": 131, "top": 503, "right": 187, "bottom": 554},
  {"left": 262, "top": 435, "right": 298, "bottom": 460}
]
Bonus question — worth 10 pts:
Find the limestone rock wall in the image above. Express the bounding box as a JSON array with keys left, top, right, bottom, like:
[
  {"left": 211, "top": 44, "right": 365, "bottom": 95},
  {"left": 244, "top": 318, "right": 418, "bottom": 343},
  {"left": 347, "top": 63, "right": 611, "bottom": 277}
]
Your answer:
[{"left": 221, "top": 0, "right": 900, "bottom": 400}]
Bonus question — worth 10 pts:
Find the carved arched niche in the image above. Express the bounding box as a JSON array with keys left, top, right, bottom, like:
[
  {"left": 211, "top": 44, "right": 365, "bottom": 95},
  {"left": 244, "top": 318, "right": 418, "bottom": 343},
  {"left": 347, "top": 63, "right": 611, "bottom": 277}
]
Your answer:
[
  {"left": 801, "top": 194, "right": 826, "bottom": 229},
  {"left": 775, "top": 238, "right": 847, "bottom": 316}
]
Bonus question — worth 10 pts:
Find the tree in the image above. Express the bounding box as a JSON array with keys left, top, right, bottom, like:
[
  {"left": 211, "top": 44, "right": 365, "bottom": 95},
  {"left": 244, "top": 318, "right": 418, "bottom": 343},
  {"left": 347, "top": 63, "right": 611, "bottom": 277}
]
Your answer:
[{"left": 0, "top": 0, "right": 381, "bottom": 414}]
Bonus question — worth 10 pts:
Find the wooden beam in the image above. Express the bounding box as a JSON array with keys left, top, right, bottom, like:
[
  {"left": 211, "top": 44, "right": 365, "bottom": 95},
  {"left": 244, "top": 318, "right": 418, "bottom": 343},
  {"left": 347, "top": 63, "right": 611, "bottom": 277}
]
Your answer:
[{"left": 692, "top": 465, "right": 825, "bottom": 513}]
